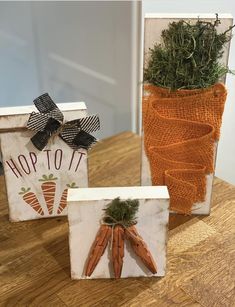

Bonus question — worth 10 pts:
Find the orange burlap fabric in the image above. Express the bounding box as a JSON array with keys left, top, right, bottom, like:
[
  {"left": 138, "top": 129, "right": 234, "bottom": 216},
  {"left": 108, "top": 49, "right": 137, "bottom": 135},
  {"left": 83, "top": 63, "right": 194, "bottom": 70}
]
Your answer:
[{"left": 143, "top": 83, "right": 227, "bottom": 214}]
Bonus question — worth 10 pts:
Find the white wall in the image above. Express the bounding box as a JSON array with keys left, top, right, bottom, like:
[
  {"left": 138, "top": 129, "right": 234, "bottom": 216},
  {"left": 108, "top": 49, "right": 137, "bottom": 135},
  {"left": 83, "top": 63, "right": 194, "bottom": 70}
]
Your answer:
[
  {"left": 142, "top": 0, "right": 235, "bottom": 185},
  {"left": 0, "top": 2, "right": 39, "bottom": 106},
  {"left": 0, "top": 1, "right": 139, "bottom": 139}
]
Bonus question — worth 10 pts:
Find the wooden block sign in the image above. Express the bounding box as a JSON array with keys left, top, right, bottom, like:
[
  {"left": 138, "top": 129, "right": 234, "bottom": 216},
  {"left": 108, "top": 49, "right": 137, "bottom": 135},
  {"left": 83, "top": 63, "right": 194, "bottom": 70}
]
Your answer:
[
  {"left": 67, "top": 186, "right": 169, "bottom": 279},
  {"left": 141, "top": 14, "right": 233, "bottom": 215},
  {"left": 0, "top": 95, "right": 99, "bottom": 221}
]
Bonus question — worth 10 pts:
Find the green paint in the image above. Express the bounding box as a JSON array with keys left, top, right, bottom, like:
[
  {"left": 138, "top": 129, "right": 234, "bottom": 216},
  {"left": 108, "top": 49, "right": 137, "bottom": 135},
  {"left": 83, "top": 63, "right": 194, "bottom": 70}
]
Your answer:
[{"left": 38, "top": 173, "right": 58, "bottom": 182}]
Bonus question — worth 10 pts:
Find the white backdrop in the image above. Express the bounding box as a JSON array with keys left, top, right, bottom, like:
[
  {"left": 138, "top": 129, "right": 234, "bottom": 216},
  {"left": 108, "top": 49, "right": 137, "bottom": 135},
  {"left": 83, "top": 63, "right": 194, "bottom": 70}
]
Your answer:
[
  {"left": 142, "top": 0, "right": 235, "bottom": 185},
  {"left": 0, "top": 1, "right": 140, "bottom": 139}
]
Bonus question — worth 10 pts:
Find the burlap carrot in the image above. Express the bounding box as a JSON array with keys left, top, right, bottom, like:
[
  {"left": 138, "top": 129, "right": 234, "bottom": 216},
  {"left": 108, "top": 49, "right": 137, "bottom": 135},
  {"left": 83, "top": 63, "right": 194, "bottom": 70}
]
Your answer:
[
  {"left": 143, "top": 83, "right": 227, "bottom": 214},
  {"left": 84, "top": 198, "right": 158, "bottom": 278},
  {"left": 39, "top": 174, "right": 57, "bottom": 215},
  {"left": 19, "top": 187, "right": 44, "bottom": 216},
  {"left": 57, "top": 182, "right": 78, "bottom": 214}
]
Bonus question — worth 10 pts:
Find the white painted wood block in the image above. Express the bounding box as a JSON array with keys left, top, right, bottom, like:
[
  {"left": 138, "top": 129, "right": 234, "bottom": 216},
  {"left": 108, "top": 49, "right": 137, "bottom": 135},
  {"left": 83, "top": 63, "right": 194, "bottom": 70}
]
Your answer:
[
  {"left": 141, "top": 14, "right": 233, "bottom": 215},
  {"left": 0, "top": 102, "right": 88, "bottom": 221},
  {"left": 67, "top": 186, "right": 169, "bottom": 279}
]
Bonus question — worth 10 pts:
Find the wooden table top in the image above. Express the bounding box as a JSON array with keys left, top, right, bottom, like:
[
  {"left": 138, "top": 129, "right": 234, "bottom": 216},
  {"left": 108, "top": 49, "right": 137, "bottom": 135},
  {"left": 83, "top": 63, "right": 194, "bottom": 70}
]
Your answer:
[{"left": 0, "top": 131, "right": 234, "bottom": 306}]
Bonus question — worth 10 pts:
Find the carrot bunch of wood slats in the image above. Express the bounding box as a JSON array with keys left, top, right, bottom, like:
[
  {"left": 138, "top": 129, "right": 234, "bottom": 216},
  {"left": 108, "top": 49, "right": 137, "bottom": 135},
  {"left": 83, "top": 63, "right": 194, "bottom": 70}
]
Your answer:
[{"left": 84, "top": 198, "right": 157, "bottom": 278}]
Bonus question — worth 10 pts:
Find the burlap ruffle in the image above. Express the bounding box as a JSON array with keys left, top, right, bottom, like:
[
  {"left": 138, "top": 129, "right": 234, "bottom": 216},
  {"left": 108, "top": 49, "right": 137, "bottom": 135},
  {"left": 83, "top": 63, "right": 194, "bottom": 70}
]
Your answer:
[{"left": 143, "top": 83, "right": 227, "bottom": 214}]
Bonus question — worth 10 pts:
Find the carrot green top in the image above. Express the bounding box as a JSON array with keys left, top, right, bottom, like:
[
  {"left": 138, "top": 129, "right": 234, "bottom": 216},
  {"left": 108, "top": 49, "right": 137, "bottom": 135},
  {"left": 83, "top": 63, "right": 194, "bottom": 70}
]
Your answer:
[
  {"left": 19, "top": 187, "right": 31, "bottom": 195},
  {"left": 103, "top": 198, "right": 139, "bottom": 227},
  {"left": 144, "top": 17, "right": 235, "bottom": 90},
  {"left": 66, "top": 182, "right": 78, "bottom": 188},
  {"left": 39, "top": 174, "right": 58, "bottom": 182}
]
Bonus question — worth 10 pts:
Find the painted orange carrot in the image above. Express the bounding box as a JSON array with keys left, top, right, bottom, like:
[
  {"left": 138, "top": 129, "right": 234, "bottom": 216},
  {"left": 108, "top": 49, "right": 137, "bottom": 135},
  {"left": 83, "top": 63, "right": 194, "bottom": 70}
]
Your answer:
[
  {"left": 57, "top": 182, "right": 78, "bottom": 214},
  {"left": 125, "top": 225, "right": 157, "bottom": 274},
  {"left": 84, "top": 198, "right": 158, "bottom": 278},
  {"left": 85, "top": 225, "right": 112, "bottom": 277},
  {"left": 19, "top": 187, "right": 44, "bottom": 216},
  {"left": 112, "top": 225, "right": 125, "bottom": 278},
  {"left": 39, "top": 174, "right": 57, "bottom": 215}
]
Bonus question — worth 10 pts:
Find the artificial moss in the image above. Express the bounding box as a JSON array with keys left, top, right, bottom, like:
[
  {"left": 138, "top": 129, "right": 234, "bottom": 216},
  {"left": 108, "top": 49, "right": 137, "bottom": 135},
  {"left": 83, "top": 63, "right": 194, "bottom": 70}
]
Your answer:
[
  {"left": 103, "top": 197, "right": 139, "bottom": 227},
  {"left": 144, "top": 16, "right": 234, "bottom": 90}
]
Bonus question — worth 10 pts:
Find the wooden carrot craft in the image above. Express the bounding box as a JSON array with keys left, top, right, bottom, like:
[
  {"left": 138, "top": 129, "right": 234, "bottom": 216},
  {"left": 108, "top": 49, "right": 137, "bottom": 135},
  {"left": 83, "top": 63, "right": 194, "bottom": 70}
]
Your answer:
[
  {"left": 85, "top": 225, "right": 112, "bottom": 277},
  {"left": 19, "top": 187, "right": 44, "bottom": 216},
  {"left": 125, "top": 225, "right": 157, "bottom": 274},
  {"left": 57, "top": 182, "right": 78, "bottom": 214},
  {"left": 39, "top": 174, "right": 57, "bottom": 215},
  {"left": 84, "top": 198, "right": 158, "bottom": 278},
  {"left": 112, "top": 225, "right": 125, "bottom": 278}
]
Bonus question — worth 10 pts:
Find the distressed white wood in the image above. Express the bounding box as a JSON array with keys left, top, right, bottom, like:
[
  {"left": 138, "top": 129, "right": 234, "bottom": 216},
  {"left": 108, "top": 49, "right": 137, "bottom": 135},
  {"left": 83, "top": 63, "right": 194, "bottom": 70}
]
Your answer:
[
  {"left": 0, "top": 102, "right": 88, "bottom": 221},
  {"left": 0, "top": 102, "right": 87, "bottom": 129},
  {"left": 145, "top": 13, "right": 233, "bottom": 19},
  {"left": 67, "top": 186, "right": 169, "bottom": 201},
  {"left": 141, "top": 14, "right": 233, "bottom": 215},
  {"left": 67, "top": 186, "right": 169, "bottom": 279}
]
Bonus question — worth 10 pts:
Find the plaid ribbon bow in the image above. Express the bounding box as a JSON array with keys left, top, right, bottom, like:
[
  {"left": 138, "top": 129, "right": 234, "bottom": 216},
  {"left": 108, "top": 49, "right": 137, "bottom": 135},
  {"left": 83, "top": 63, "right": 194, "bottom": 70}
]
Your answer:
[{"left": 27, "top": 93, "right": 100, "bottom": 151}]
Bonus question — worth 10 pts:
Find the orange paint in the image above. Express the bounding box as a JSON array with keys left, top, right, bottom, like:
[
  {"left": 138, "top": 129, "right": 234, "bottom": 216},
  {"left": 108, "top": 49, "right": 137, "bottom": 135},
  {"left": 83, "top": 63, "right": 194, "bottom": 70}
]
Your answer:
[
  {"left": 57, "top": 188, "right": 68, "bottom": 214},
  {"left": 39, "top": 174, "right": 57, "bottom": 215},
  {"left": 41, "top": 181, "right": 56, "bottom": 215},
  {"left": 57, "top": 182, "right": 78, "bottom": 215},
  {"left": 20, "top": 187, "right": 44, "bottom": 216}
]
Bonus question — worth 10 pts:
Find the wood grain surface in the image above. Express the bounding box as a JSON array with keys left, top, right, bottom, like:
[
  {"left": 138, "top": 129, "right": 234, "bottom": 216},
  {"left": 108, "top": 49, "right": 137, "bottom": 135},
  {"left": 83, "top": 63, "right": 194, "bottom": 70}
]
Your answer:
[{"left": 0, "top": 131, "right": 234, "bottom": 306}]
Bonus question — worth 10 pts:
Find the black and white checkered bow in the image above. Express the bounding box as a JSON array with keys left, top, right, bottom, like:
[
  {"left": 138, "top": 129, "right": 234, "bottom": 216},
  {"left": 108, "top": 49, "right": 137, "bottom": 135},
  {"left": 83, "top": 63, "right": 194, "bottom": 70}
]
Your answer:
[{"left": 27, "top": 93, "right": 100, "bottom": 151}]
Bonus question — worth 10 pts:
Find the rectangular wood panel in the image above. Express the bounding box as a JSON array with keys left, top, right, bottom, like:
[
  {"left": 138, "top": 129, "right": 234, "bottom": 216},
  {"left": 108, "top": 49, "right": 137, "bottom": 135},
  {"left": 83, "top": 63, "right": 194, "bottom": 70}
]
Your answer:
[
  {"left": 0, "top": 102, "right": 88, "bottom": 221},
  {"left": 141, "top": 14, "right": 233, "bottom": 215},
  {"left": 67, "top": 186, "right": 169, "bottom": 279}
]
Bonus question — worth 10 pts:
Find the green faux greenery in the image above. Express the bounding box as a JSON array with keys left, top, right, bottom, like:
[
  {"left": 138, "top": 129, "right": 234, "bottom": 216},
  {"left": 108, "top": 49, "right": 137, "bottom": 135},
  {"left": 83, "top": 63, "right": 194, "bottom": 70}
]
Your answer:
[
  {"left": 144, "top": 16, "right": 235, "bottom": 90},
  {"left": 103, "top": 197, "right": 139, "bottom": 227}
]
